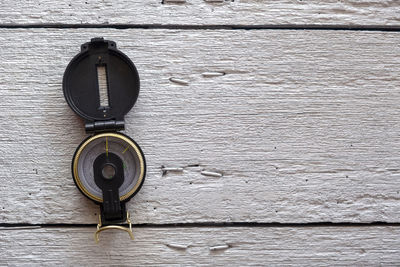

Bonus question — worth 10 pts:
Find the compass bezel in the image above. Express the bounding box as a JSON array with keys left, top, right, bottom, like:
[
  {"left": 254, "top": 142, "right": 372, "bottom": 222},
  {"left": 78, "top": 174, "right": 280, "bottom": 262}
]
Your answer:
[{"left": 72, "top": 132, "right": 146, "bottom": 203}]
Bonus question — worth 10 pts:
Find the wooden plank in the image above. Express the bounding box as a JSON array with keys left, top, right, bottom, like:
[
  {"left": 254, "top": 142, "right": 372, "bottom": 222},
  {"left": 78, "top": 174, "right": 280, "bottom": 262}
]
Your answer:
[
  {"left": 1, "top": 29, "right": 400, "bottom": 224},
  {"left": 1, "top": 1, "right": 400, "bottom": 26},
  {"left": 1, "top": 226, "right": 399, "bottom": 265}
]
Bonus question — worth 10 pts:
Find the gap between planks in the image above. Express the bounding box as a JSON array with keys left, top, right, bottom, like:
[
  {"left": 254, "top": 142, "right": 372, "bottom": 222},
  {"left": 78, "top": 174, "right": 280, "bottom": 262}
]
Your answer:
[
  {"left": 2, "top": 221, "right": 400, "bottom": 230},
  {"left": 0, "top": 24, "right": 400, "bottom": 32}
]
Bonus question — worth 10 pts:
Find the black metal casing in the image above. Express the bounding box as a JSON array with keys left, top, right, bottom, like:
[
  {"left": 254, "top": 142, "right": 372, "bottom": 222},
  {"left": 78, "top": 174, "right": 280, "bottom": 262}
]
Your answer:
[
  {"left": 63, "top": 37, "right": 140, "bottom": 133},
  {"left": 63, "top": 38, "right": 145, "bottom": 225}
]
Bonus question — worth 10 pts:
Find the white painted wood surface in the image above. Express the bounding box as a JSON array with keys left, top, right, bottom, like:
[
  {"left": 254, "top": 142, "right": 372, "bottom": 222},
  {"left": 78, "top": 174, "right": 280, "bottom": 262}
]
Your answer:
[
  {"left": 0, "top": 1, "right": 399, "bottom": 26},
  {"left": 1, "top": 226, "right": 399, "bottom": 265},
  {"left": 1, "top": 1, "right": 400, "bottom": 265},
  {"left": 1, "top": 29, "right": 400, "bottom": 225}
]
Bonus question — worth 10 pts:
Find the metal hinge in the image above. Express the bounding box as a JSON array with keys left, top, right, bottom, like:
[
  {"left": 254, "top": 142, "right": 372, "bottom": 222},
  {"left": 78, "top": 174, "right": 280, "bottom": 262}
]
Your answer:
[{"left": 85, "top": 119, "right": 125, "bottom": 133}]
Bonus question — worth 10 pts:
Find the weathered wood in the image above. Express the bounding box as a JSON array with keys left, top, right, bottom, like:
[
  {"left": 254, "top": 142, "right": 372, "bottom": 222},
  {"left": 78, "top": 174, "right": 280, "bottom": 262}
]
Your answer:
[
  {"left": 1, "top": 1, "right": 399, "bottom": 26},
  {"left": 1, "top": 226, "right": 399, "bottom": 265},
  {"left": 1, "top": 29, "right": 400, "bottom": 224}
]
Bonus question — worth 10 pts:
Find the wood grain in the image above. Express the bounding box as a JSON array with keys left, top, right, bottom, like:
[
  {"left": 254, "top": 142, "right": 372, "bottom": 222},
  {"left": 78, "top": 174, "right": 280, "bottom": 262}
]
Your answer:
[
  {"left": 0, "top": 1, "right": 399, "bottom": 26},
  {"left": 1, "top": 226, "right": 399, "bottom": 265},
  {"left": 0, "top": 29, "right": 400, "bottom": 224}
]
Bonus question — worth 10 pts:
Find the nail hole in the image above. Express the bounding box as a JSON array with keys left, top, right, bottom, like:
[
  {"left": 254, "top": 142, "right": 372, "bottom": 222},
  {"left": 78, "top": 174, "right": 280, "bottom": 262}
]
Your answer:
[{"left": 188, "top": 164, "right": 200, "bottom": 167}]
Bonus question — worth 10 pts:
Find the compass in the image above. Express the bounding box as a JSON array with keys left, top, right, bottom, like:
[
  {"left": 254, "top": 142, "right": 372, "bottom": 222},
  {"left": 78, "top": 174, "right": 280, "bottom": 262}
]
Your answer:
[
  {"left": 63, "top": 38, "right": 146, "bottom": 242},
  {"left": 72, "top": 133, "right": 145, "bottom": 203}
]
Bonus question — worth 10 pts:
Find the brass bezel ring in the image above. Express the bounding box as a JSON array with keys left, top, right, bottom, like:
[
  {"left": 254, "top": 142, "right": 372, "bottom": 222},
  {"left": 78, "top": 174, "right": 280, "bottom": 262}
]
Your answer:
[{"left": 72, "top": 132, "right": 145, "bottom": 203}]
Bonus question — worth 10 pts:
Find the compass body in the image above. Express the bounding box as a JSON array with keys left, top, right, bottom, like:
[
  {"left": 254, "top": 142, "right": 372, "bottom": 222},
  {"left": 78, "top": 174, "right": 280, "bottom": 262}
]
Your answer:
[
  {"left": 72, "top": 133, "right": 145, "bottom": 203},
  {"left": 63, "top": 38, "right": 146, "bottom": 241}
]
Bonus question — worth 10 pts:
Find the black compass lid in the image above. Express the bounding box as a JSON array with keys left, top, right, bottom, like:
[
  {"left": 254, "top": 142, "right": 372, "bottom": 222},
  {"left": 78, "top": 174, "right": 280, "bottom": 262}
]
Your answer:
[{"left": 63, "top": 37, "right": 140, "bottom": 124}]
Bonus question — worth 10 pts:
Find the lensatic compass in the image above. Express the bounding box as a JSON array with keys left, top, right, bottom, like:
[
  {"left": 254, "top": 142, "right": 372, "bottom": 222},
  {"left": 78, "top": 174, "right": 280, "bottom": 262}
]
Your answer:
[{"left": 63, "top": 38, "right": 146, "bottom": 242}]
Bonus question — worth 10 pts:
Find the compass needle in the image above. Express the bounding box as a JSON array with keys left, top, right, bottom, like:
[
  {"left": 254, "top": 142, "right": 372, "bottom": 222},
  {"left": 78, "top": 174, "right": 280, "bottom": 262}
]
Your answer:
[
  {"left": 105, "top": 137, "right": 109, "bottom": 157},
  {"left": 122, "top": 146, "right": 129, "bottom": 154}
]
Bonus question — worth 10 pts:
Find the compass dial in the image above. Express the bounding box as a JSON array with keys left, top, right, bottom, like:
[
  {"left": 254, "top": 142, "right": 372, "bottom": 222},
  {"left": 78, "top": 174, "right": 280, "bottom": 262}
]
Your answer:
[{"left": 72, "top": 133, "right": 145, "bottom": 203}]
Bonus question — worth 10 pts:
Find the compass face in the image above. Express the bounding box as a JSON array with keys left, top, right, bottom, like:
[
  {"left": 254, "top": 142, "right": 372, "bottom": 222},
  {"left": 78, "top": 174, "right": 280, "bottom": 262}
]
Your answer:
[{"left": 72, "top": 133, "right": 145, "bottom": 203}]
